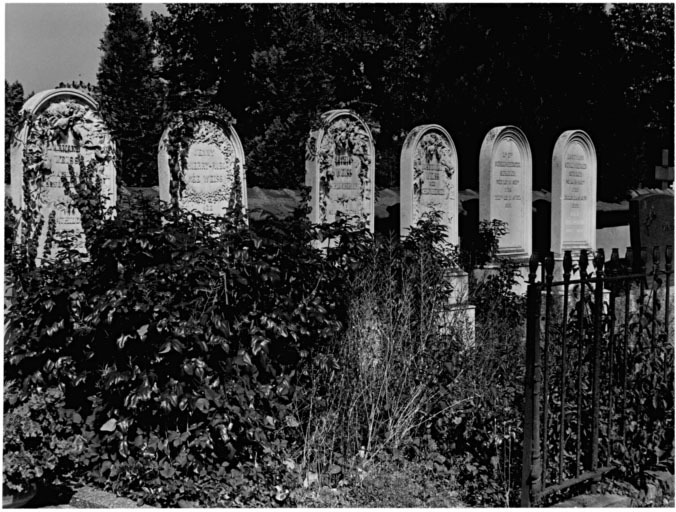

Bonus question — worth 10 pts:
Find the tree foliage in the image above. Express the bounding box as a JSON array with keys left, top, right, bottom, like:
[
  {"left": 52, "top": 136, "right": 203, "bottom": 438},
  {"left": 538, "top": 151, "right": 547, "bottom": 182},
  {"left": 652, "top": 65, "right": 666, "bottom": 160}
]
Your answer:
[
  {"left": 147, "top": 3, "right": 672, "bottom": 199},
  {"left": 97, "top": 4, "right": 162, "bottom": 186},
  {"left": 5, "top": 80, "right": 25, "bottom": 183}
]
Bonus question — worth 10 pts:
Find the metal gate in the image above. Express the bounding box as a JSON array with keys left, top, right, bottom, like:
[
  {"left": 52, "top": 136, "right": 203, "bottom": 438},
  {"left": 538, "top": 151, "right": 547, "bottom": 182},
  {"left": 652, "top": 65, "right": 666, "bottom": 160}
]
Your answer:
[{"left": 521, "top": 246, "right": 673, "bottom": 507}]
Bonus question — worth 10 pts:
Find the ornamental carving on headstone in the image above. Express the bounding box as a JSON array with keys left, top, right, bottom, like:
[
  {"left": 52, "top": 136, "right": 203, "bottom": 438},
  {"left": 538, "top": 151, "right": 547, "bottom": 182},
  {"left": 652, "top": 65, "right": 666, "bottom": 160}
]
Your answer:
[
  {"left": 158, "top": 107, "right": 247, "bottom": 218},
  {"left": 400, "top": 125, "right": 458, "bottom": 243},
  {"left": 9, "top": 88, "right": 116, "bottom": 263},
  {"left": 305, "top": 110, "right": 375, "bottom": 231}
]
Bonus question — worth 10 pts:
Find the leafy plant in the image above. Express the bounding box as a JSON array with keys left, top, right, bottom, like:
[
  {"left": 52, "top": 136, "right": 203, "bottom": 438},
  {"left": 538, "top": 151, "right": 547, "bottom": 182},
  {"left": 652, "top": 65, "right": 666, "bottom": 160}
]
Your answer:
[{"left": 3, "top": 384, "right": 84, "bottom": 494}]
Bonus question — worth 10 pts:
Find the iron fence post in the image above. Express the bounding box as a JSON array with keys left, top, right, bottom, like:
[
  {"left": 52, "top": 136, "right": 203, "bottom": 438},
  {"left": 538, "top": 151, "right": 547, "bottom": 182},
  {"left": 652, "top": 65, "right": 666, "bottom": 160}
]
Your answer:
[
  {"left": 522, "top": 253, "right": 542, "bottom": 507},
  {"left": 666, "top": 246, "right": 672, "bottom": 335},
  {"left": 590, "top": 249, "right": 605, "bottom": 471},
  {"left": 558, "top": 250, "right": 572, "bottom": 483}
]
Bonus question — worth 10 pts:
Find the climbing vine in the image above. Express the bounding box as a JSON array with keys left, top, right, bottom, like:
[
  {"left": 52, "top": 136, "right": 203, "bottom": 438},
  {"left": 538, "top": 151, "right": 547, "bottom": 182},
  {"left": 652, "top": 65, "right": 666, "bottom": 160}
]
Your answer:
[
  {"left": 162, "top": 105, "right": 239, "bottom": 214},
  {"left": 314, "top": 111, "right": 373, "bottom": 223}
]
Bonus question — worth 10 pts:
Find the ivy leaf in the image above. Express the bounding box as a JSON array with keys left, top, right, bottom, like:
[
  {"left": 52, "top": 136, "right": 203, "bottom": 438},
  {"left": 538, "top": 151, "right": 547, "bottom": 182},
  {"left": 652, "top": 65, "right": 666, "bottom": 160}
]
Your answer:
[
  {"left": 137, "top": 324, "right": 149, "bottom": 339},
  {"left": 100, "top": 418, "right": 117, "bottom": 432}
]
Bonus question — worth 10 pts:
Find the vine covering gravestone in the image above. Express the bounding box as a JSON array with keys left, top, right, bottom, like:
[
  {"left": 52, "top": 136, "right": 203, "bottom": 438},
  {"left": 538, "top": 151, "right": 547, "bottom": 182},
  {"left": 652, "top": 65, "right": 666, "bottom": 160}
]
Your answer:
[
  {"left": 157, "top": 107, "right": 248, "bottom": 218},
  {"left": 9, "top": 88, "right": 116, "bottom": 263},
  {"left": 304, "top": 109, "right": 375, "bottom": 232},
  {"left": 479, "top": 125, "right": 533, "bottom": 259},
  {"left": 400, "top": 124, "right": 459, "bottom": 244}
]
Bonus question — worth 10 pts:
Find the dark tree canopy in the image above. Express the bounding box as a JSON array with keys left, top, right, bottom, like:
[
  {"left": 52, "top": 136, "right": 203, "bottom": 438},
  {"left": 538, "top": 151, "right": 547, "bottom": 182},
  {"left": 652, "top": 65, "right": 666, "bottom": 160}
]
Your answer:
[
  {"left": 97, "top": 3, "right": 162, "bottom": 186},
  {"left": 147, "top": 3, "right": 673, "bottom": 200}
]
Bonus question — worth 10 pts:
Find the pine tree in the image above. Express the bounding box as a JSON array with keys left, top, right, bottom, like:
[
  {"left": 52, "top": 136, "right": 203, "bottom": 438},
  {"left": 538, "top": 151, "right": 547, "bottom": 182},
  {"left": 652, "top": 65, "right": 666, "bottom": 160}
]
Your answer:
[{"left": 97, "top": 4, "right": 162, "bottom": 186}]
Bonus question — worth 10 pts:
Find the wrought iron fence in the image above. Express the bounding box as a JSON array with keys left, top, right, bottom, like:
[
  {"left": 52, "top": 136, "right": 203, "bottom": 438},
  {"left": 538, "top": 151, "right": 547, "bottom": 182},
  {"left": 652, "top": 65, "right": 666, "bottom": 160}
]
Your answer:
[{"left": 521, "top": 245, "right": 673, "bottom": 507}]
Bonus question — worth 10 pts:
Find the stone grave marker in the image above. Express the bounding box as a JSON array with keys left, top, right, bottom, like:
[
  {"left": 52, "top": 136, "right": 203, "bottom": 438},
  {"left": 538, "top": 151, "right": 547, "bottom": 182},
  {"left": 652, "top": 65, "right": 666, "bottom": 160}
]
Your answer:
[
  {"left": 400, "top": 125, "right": 473, "bottom": 342},
  {"left": 551, "top": 130, "right": 597, "bottom": 258},
  {"left": 655, "top": 149, "right": 674, "bottom": 190},
  {"left": 629, "top": 193, "right": 674, "bottom": 275},
  {"left": 479, "top": 125, "right": 533, "bottom": 259},
  {"left": 305, "top": 109, "right": 375, "bottom": 232},
  {"left": 9, "top": 88, "right": 116, "bottom": 263},
  {"left": 158, "top": 109, "right": 247, "bottom": 218},
  {"left": 400, "top": 124, "right": 459, "bottom": 244}
]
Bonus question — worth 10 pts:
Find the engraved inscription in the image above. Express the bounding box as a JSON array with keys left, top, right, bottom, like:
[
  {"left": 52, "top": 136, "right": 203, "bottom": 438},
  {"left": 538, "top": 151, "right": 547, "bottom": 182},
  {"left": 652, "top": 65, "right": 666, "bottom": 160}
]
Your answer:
[
  {"left": 491, "top": 138, "right": 524, "bottom": 250},
  {"left": 561, "top": 142, "right": 590, "bottom": 243}
]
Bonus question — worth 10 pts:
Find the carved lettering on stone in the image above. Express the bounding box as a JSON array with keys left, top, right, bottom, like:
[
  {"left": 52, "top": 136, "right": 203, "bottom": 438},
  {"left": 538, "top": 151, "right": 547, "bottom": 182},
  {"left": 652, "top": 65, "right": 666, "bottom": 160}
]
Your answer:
[
  {"left": 9, "top": 89, "right": 116, "bottom": 263},
  {"left": 305, "top": 110, "right": 375, "bottom": 232},
  {"left": 479, "top": 125, "right": 533, "bottom": 258},
  {"left": 400, "top": 125, "right": 458, "bottom": 244},
  {"left": 551, "top": 130, "right": 597, "bottom": 256}
]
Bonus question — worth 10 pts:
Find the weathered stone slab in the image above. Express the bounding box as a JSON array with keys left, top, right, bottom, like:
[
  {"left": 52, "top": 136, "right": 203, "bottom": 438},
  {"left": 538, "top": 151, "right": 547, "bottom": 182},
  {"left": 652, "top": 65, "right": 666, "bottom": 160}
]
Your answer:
[
  {"left": 479, "top": 126, "right": 532, "bottom": 259},
  {"left": 400, "top": 124, "right": 459, "bottom": 244},
  {"left": 69, "top": 486, "right": 138, "bottom": 508},
  {"left": 305, "top": 109, "right": 375, "bottom": 232},
  {"left": 551, "top": 493, "right": 634, "bottom": 508},
  {"left": 629, "top": 193, "right": 674, "bottom": 275},
  {"left": 158, "top": 109, "right": 247, "bottom": 218},
  {"left": 551, "top": 130, "right": 597, "bottom": 258},
  {"left": 9, "top": 88, "right": 116, "bottom": 263}
]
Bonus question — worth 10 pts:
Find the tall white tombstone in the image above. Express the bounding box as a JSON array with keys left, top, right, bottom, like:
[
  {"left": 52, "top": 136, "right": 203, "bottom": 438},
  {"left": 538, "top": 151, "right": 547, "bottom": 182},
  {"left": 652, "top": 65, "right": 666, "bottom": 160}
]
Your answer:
[
  {"left": 479, "top": 125, "right": 533, "bottom": 259},
  {"left": 400, "top": 124, "right": 459, "bottom": 244},
  {"left": 551, "top": 130, "right": 597, "bottom": 258},
  {"left": 400, "top": 124, "right": 474, "bottom": 345},
  {"left": 9, "top": 88, "right": 116, "bottom": 262},
  {"left": 305, "top": 109, "right": 375, "bottom": 232},
  {"left": 158, "top": 111, "right": 247, "bottom": 218}
]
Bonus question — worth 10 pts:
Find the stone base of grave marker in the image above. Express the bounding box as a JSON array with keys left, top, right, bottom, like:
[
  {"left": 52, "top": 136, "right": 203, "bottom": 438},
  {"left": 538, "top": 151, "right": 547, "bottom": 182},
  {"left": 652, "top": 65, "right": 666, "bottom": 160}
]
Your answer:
[
  {"left": 472, "top": 259, "right": 529, "bottom": 296},
  {"left": 439, "top": 304, "right": 476, "bottom": 349},
  {"left": 441, "top": 269, "right": 475, "bottom": 347},
  {"left": 445, "top": 268, "right": 470, "bottom": 305}
]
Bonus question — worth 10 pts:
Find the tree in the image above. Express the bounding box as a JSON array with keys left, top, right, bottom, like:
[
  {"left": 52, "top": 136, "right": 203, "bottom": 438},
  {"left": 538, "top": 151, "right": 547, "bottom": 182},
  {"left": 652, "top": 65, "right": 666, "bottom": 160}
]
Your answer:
[
  {"left": 97, "top": 4, "right": 162, "bottom": 186},
  {"left": 150, "top": 4, "right": 672, "bottom": 197},
  {"left": 609, "top": 3, "right": 674, "bottom": 186},
  {"left": 5, "top": 80, "right": 24, "bottom": 184}
]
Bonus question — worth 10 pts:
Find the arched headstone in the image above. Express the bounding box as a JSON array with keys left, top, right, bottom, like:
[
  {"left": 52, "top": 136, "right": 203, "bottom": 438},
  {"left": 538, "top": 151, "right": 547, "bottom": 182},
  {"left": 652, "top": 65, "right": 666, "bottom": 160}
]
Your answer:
[
  {"left": 551, "top": 130, "right": 597, "bottom": 257},
  {"left": 9, "top": 88, "right": 116, "bottom": 262},
  {"left": 158, "top": 109, "right": 247, "bottom": 218},
  {"left": 479, "top": 125, "right": 533, "bottom": 259},
  {"left": 304, "top": 109, "right": 375, "bottom": 232},
  {"left": 400, "top": 124, "right": 459, "bottom": 243}
]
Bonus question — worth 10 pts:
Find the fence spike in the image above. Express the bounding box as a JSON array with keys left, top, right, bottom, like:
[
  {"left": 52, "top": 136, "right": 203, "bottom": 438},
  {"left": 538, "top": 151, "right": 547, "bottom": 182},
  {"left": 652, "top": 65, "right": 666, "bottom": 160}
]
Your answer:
[
  {"left": 529, "top": 252, "right": 539, "bottom": 283},
  {"left": 545, "top": 251, "right": 555, "bottom": 280},
  {"left": 640, "top": 247, "right": 648, "bottom": 272},
  {"left": 563, "top": 250, "right": 573, "bottom": 276},
  {"left": 579, "top": 249, "right": 588, "bottom": 276},
  {"left": 594, "top": 249, "right": 605, "bottom": 272},
  {"left": 666, "top": 245, "right": 673, "bottom": 267},
  {"left": 626, "top": 247, "right": 634, "bottom": 272},
  {"left": 610, "top": 248, "right": 619, "bottom": 265},
  {"left": 609, "top": 248, "right": 620, "bottom": 276},
  {"left": 652, "top": 246, "right": 661, "bottom": 271}
]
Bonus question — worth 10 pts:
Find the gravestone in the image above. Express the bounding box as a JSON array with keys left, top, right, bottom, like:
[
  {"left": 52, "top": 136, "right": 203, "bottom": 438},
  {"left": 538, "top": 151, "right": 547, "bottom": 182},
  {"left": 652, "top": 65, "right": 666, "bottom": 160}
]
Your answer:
[
  {"left": 400, "top": 124, "right": 459, "bottom": 244},
  {"left": 158, "top": 109, "right": 247, "bottom": 217},
  {"left": 9, "top": 88, "right": 116, "bottom": 263},
  {"left": 479, "top": 126, "right": 533, "bottom": 259},
  {"left": 551, "top": 130, "right": 597, "bottom": 258},
  {"left": 305, "top": 109, "right": 375, "bottom": 232},
  {"left": 629, "top": 193, "right": 674, "bottom": 275},
  {"left": 400, "top": 125, "right": 473, "bottom": 342}
]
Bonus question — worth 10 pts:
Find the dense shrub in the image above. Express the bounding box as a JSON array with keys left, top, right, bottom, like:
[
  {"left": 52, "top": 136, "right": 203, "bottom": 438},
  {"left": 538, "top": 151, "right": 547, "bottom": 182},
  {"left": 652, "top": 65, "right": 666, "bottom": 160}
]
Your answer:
[{"left": 4, "top": 184, "right": 377, "bottom": 505}]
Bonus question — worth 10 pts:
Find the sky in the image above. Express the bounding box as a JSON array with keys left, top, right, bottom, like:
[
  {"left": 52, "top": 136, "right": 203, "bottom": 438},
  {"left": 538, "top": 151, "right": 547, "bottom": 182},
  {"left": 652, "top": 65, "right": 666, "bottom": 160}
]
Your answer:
[{"left": 5, "top": 3, "right": 167, "bottom": 95}]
